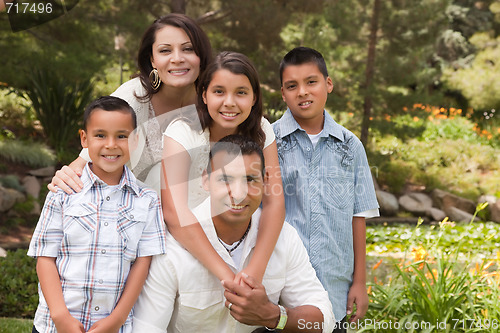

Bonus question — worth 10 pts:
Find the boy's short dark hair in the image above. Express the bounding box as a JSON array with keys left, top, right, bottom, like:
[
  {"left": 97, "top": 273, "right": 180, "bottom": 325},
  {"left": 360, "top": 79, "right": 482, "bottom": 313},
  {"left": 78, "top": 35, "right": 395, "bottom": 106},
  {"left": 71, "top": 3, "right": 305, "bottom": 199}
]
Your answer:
[
  {"left": 279, "top": 46, "right": 329, "bottom": 85},
  {"left": 83, "top": 96, "right": 136, "bottom": 131},
  {"left": 207, "top": 135, "right": 265, "bottom": 177}
]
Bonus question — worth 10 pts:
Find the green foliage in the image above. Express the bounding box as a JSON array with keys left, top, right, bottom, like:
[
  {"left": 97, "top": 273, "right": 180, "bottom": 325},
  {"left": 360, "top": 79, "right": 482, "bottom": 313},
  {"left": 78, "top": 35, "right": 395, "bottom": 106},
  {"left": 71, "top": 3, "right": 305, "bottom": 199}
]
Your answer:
[
  {"left": 22, "top": 69, "right": 94, "bottom": 162},
  {"left": 0, "top": 249, "right": 38, "bottom": 318},
  {"left": 0, "top": 317, "right": 33, "bottom": 333},
  {"left": 0, "top": 175, "right": 24, "bottom": 192},
  {"left": 0, "top": 140, "right": 55, "bottom": 168},
  {"left": 363, "top": 205, "right": 500, "bottom": 332}
]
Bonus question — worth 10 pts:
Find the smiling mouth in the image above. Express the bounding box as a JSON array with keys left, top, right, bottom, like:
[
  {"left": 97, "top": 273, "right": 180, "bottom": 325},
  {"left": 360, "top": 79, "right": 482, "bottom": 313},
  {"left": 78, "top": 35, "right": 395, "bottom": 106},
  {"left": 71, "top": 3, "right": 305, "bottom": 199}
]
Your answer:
[
  {"left": 169, "top": 69, "right": 189, "bottom": 75},
  {"left": 102, "top": 155, "right": 120, "bottom": 160},
  {"left": 299, "top": 101, "right": 312, "bottom": 106},
  {"left": 226, "top": 203, "right": 246, "bottom": 211},
  {"left": 220, "top": 112, "right": 239, "bottom": 117}
]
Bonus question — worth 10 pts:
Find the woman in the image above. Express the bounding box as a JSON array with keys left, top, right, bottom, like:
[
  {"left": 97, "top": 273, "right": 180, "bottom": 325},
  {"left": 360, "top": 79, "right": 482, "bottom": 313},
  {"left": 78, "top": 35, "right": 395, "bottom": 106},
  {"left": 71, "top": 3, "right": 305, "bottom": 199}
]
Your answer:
[{"left": 49, "top": 13, "right": 212, "bottom": 193}]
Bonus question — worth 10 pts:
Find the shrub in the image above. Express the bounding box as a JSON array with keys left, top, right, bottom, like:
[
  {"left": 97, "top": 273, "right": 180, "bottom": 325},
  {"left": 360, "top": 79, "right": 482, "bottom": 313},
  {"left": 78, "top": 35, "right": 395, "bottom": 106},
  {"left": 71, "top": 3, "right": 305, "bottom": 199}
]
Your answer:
[
  {"left": 362, "top": 204, "right": 500, "bottom": 332},
  {"left": 22, "top": 68, "right": 94, "bottom": 163},
  {"left": 0, "top": 249, "right": 38, "bottom": 318},
  {"left": 0, "top": 140, "right": 55, "bottom": 168}
]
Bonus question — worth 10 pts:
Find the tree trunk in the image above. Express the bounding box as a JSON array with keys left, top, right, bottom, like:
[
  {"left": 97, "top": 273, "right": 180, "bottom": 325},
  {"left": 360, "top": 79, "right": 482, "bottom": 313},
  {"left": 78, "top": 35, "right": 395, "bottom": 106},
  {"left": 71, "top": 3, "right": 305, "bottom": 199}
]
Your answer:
[
  {"left": 360, "top": 0, "right": 381, "bottom": 145},
  {"left": 170, "top": 0, "right": 186, "bottom": 14}
]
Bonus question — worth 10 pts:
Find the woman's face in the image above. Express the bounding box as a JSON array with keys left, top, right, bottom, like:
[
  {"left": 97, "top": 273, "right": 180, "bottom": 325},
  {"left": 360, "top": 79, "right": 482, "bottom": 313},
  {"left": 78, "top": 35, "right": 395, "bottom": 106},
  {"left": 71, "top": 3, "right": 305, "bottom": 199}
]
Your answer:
[{"left": 150, "top": 25, "right": 201, "bottom": 90}]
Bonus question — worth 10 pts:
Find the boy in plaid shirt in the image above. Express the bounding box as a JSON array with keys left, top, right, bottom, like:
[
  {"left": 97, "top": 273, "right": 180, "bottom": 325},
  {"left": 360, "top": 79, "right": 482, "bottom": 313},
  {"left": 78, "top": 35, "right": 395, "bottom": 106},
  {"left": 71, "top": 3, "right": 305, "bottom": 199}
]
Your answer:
[{"left": 28, "top": 96, "right": 167, "bottom": 333}]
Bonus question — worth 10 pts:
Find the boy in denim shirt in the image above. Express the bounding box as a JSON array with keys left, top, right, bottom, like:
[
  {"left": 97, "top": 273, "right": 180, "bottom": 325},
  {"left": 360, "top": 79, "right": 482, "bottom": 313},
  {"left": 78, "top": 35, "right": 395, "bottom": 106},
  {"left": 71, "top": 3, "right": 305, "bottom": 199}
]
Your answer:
[
  {"left": 28, "top": 96, "right": 167, "bottom": 333},
  {"left": 272, "top": 47, "right": 379, "bottom": 332}
]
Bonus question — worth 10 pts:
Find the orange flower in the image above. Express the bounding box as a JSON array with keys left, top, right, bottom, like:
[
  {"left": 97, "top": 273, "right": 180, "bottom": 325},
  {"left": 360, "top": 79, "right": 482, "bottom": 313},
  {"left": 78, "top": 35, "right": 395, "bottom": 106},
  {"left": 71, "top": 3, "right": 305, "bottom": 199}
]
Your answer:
[
  {"left": 348, "top": 112, "right": 354, "bottom": 117},
  {"left": 373, "top": 259, "right": 383, "bottom": 270},
  {"left": 411, "top": 245, "right": 427, "bottom": 261},
  {"left": 413, "top": 116, "right": 419, "bottom": 122}
]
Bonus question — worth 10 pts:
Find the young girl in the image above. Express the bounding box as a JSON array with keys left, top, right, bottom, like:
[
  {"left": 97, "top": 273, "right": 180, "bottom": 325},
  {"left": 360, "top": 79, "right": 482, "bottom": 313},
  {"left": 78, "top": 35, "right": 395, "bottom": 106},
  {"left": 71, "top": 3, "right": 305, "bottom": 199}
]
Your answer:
[{"left": 161, "top": 51, "right": 285, "bottom": 282}]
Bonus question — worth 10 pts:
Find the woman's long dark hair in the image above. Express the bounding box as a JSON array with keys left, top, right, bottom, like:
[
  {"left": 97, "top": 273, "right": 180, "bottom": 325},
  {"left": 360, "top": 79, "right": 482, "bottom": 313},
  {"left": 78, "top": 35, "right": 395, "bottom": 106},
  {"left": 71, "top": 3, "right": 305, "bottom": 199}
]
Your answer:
[{"left": 196, "top": 51, "right": 265, "bottom": 148}]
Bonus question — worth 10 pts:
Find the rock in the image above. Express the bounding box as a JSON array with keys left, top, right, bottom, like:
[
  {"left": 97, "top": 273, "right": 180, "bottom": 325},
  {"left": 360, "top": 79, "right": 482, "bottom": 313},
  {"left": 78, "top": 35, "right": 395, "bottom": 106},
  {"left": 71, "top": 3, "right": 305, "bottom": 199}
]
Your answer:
[
  {"left": 399, "top": 192, "right": 433, "bottom": 215},
  {"left": 431, "top": 189, "right": 476, "bottom": 215},
  {"left": 478, "top": 195, "right": 497, "bottom": 206},
  {"left": 447, "top": 206, "right": 480, "bottom": 222},
  {"left": 0, "top": 186, "right": 25, "bottom": 212},
  {"left": 376, "top": 190, "right": 399, "bottom": 216},
  {"left": 29, "top": 166, "right": 55, "bottom": 178},
  {"left": 22, "top": 175, "right": 41, "bottom": 199},
  {"left": 491, "top": 199, "right": 500, "bottom": 223},
  {"left": 0, "top": 247, "right": 6, "bottom": 258},
  {"left": 426, "top": 207, "right": 447, "bottom": 222},
  {"left": 30, "top": 201, "right": 42, "bottom": 216}
]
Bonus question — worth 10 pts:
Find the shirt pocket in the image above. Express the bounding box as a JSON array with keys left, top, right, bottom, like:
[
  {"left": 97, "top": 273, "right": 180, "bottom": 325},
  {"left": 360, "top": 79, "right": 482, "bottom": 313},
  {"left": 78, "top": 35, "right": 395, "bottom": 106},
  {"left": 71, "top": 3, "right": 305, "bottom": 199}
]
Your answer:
[
  {"left": 116, "top": 205, "right": 147, "bottom": 261},
  {"left": 63, "top": 204, "right": 97, "bottom": 247},
  {"left": 324, "top": 174, "right": 354, "bottom": 210},
  {"left": 176, "top": 290, "right": 223, "bottom": 331}
]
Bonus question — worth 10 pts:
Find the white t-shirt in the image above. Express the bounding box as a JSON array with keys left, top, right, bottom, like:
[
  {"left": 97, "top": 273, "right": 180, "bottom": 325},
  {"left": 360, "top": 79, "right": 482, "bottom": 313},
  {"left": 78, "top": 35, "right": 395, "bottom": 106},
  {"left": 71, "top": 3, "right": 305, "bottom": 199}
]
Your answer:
[{"left": 162, "top": 117, "right": 275, "bottom": 209}]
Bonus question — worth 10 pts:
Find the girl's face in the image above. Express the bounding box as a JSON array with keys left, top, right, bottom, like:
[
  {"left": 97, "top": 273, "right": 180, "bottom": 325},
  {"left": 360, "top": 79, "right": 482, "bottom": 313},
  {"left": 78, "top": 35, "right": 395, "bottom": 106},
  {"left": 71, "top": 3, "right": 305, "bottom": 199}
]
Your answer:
[
  {"left": 150, "top": 25, "right": 201, "bottom": 90},
  {"left": 203, "top": 69, "right": 256, "bottom": 134}
]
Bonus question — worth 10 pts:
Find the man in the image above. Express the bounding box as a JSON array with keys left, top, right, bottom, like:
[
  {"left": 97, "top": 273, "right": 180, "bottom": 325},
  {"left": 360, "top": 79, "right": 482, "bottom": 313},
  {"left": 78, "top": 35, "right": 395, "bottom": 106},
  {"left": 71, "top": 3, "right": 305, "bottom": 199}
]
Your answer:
[{"left": 132, "top": 135, "right": 335, "bottom": 332}]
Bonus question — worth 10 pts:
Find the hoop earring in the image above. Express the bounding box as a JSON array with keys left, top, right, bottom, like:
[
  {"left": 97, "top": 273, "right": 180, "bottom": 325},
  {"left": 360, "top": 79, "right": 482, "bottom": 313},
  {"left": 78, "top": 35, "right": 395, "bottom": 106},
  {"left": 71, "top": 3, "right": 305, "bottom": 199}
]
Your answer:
[{"left": 149, "top": 68, "right": 161, "bottom": 91}]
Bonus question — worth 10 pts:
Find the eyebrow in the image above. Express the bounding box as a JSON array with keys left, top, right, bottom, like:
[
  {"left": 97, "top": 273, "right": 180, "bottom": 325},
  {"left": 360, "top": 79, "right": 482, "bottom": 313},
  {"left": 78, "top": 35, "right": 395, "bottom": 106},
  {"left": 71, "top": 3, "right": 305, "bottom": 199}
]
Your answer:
[
  {"left": 157, "top": 41, "right": 192, "bottom": 47},
  {"left": 212, "top": 85, "right": 251, "bottom": 91}
]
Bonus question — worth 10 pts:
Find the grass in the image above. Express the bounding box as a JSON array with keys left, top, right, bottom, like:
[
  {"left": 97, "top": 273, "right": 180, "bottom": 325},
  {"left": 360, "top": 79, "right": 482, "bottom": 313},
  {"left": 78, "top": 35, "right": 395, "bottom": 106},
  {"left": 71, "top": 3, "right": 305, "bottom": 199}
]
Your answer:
[{"left": 0, "top": 317, "right": 32, "bottom": 333}]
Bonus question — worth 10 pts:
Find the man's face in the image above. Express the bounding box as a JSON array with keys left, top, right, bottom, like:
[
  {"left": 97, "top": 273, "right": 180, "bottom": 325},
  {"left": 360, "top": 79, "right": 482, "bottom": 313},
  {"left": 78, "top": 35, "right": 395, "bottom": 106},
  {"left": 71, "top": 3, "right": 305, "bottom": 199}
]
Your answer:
[
  {"left": 281, "top": 62, "right": 333, "bottom": 128},
  {"left": 204, "top": 151, "right": 264, "bottom": 226}
]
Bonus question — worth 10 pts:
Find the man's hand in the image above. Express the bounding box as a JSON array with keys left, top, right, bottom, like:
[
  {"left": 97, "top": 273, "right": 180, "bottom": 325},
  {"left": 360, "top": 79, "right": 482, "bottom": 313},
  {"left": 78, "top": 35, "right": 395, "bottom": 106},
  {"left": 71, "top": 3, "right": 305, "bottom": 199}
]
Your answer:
[
  {"left": 346, "top": 281, "right": 368, "bottom": 323},
  {"left": 222, "top": 274, "right": 280, "bottom": 328}
]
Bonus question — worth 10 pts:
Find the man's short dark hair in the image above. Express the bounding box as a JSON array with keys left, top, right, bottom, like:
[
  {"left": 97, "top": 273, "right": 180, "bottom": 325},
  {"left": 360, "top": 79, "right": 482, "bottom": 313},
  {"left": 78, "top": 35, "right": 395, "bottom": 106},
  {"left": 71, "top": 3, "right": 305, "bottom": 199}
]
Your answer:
[
  {"left": 279, "top": 46, "right": 329, "bottom": 85},
  {"left": 83, "top": 96, "right": 136, "bottom": 131},
  {"left": 207, "top": 135, "right": 265, "bottom": 177}
]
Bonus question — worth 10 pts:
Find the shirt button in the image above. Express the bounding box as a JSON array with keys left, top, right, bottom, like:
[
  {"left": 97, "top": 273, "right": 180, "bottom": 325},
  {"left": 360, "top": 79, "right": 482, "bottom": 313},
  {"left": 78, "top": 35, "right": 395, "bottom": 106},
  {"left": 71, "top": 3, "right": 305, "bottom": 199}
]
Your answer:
[
  {"left": 130, "top": 214, "right": 134, "bottom": 219},
  {"left": 99, "top": 279, "right": 103, "bottom": 284},
  {"left": 106, "top": 196, "right": 110, "bottom": 201},
  {"left": 101, "top": 249, "right": 106, "bottom": 254},
  {"left": 306, "top": 147, "right": 311, "bottom": 151},
  {"left": 95, "top": 306, "right": 100, "bottom": 311},
  {"left": 104, "top": 222, "right": 109, "bottom": 226}
]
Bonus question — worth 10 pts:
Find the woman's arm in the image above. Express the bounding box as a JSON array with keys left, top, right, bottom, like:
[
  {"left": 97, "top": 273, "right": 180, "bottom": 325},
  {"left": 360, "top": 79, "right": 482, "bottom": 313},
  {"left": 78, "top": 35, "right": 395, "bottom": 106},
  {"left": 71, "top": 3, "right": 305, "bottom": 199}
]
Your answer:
[
  {"left": 47, "top": 156, "right": 87, "bottom": 194},
  {"left": 87, "top": 256, "right": 152, "bottom": 333},
  {"left": 37, "top": 257, "right": 85, "bottom": 333},
  {"left": 161, "top": 137, "right": 234, "bottom": 281},
  {"left": 241, "top": 141, "right": 285, "bottom": 282}
]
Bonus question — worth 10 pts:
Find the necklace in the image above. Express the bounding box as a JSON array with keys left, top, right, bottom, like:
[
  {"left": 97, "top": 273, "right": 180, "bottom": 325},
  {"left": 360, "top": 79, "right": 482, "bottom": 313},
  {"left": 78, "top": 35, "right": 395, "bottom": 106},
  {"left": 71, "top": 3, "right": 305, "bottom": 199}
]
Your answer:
[{"left": 218, "top": 222, "right": 251, "bottom": 257}]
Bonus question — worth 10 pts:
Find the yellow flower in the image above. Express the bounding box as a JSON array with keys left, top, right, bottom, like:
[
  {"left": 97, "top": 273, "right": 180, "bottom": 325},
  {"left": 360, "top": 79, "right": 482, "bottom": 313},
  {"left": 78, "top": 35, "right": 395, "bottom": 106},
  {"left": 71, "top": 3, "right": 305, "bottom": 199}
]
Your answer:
[{"left": 411, "top": 245, "right": 427, "bottom": 262}]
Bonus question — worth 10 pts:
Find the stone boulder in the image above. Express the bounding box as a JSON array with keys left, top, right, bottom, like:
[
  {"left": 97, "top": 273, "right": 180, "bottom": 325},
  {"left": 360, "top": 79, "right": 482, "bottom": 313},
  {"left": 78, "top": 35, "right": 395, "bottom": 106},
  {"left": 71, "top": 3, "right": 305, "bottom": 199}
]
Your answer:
[
  {"left": 376, "top": 190, "right": 399, "bottom": 216},
  {"left": 426, "top": 207, "right": 447, "bottom": 222},
  {"left": 0, "top": 186, "right": 26, "bottom": 212},
  {"left": 22, "top": 175, "right": 41, "bottom": 199},
  {"left": 29, "top": 166, "right": 55, "bottom": 178},
  {"left": 447, "top": 206, "right": 480, "bottom": 222},
  {"left": 491, "top": 199, "right": 500, "bottom": 223},
  {"left": 431, "top": 189, "right": 476, "bottom": 215},
  {"left": 0, "top": 247, "right": 6, "bottom": 258},
  {"left": 399, "top": 192, "right": 433, "bottom": 216}
]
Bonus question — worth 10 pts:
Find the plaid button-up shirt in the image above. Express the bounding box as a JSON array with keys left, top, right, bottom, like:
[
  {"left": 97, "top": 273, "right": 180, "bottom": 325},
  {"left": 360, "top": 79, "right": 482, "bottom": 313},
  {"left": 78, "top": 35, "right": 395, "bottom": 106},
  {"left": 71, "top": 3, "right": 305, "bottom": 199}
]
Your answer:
[{"left": 28, "top": 163, "right": 167, "bottom": 333}]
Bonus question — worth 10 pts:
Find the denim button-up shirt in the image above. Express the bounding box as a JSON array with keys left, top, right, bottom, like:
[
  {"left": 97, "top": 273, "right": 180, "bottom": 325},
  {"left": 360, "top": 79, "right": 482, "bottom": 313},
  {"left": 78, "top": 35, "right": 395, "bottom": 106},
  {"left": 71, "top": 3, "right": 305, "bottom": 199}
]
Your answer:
[{"left": 273, "top": 109, "right": 379, "bottom": 321}]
